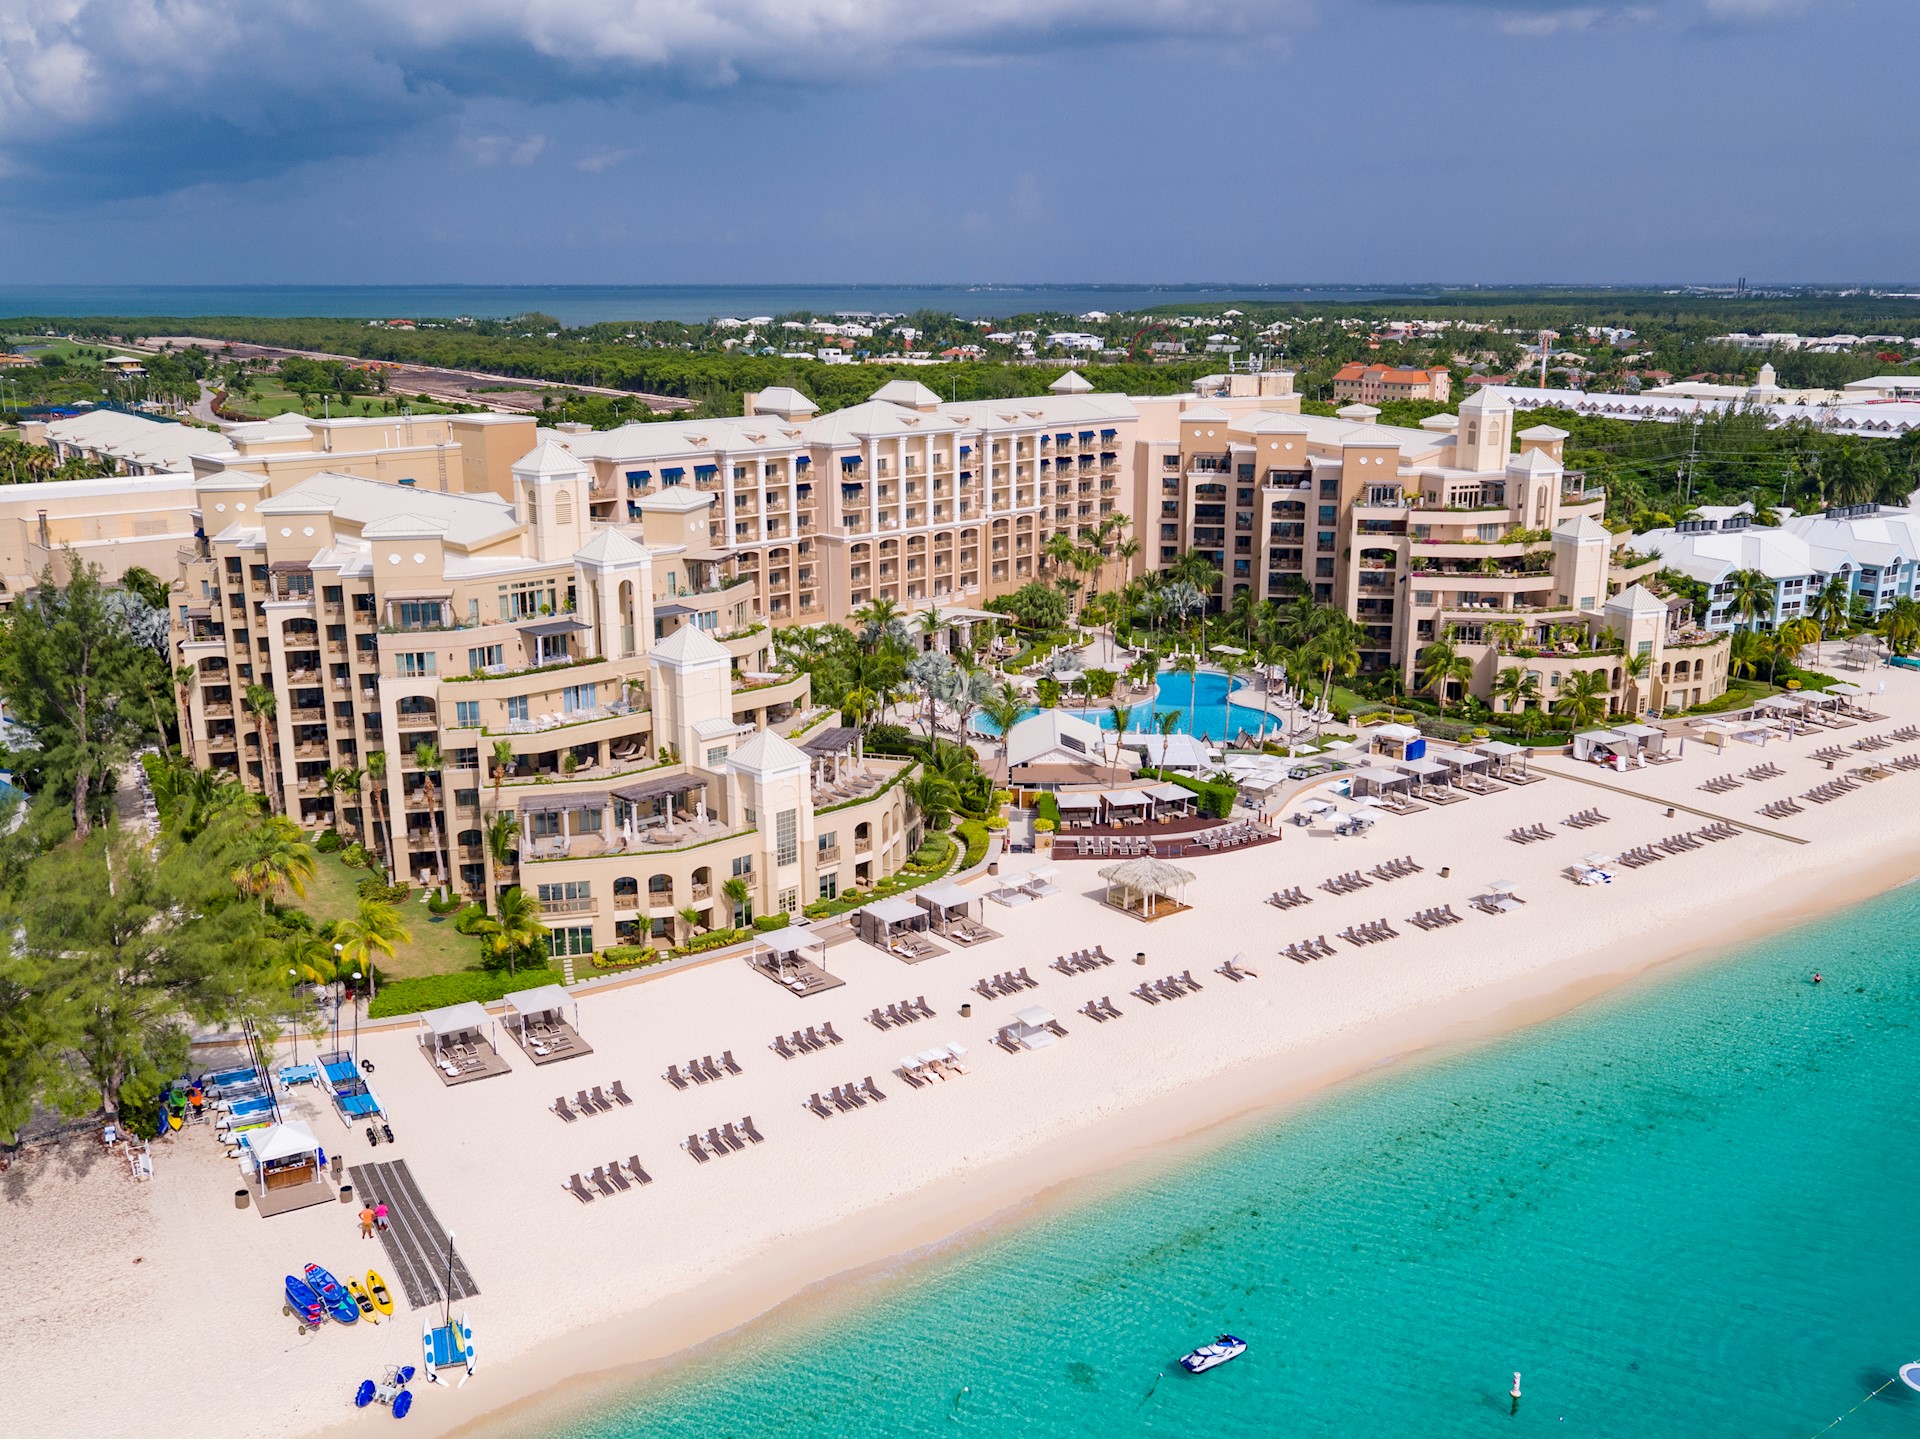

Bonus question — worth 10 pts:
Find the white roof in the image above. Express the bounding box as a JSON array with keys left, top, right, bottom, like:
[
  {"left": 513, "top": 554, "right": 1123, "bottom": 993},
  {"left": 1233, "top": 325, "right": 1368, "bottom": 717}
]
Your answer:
[
  {"left": 1605, "top": 583, "right": 1668, "bottom": 617},
  {"left": 1048, "top": 370, "right": 1094, "bottom": 393},
  {"left": 418, "top": 1000, "right": 492, "bottom": 1036},
  {"left": 512, "top": 437, "right": 590, "bottom": 479},
  {"left": 256, "top": 472, "right": 519, "bottom": 549},
  {"left": 916, "top": 881, "right": 978, "bottom": 911},
  {"left": 866, "top": 895, "right": 925, "bottom": 925},
  {"left": 42, "top": 409, "right": 235, "bottom": 467},
  {"left": 726, "top": 728, "right": 808, "bottom": 777},
  {"left": 503, "top": 984, "right": 572, "bottom": 1018},
  {"left": 251, "top": 1120, "right": 321, "bottom": 1166},
  {"left": 630, "top": 487, "right": 715, "bottom": 514},
  {"left": 870, "top": 379, "right": 944, "bottom": 409},
  {"left": 1639, "top": 523, "right": 1815, "bottom": 585},
  {"left": 747, "top": 386, "right": 819, "bottom": 418},
  {"left": 572, "top": 528, "right": 653, "bottom": 568},
  {"left": 1056, "top": 792, "right": 1102, "bottom": 809},
  {"left": 1006, "top": 710, "right": 1106, "bottom": 769},
  {"left": 762, "top": 929, "right": 826, "bottom": 957},
  {"left": 1124, "top": 733, "right": 1213, "bottom": 768},
  {"left": 649, "top": 624, "right": 731, "bottom": 668}
]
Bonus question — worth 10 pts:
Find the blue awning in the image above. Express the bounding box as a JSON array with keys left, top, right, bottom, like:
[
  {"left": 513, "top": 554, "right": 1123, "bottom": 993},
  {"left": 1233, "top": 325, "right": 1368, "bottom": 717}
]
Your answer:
[
  {"left": 960, "top": 445, "right": 972, "bottom": 456},
  {"left": 840, "top": 455, "right": 862, "bottom": 467},
  {"left": 1055, "top": 433, "right": 1071, "bottom": 443},
  {"left": 694, "top": 464, "right": 717, "bottom": 477},
  {"left": 795, "top": 455, "right": 811, "bottom": 468},
  {"left": 1079, "top": 431, "right": 1094, "bottom": 441},
  {"left": 625, "top": 468, "right": 651, "bottom": 480},
  {"left": 1101, "top": 429, "right": 1117, "bottom": 438},
  {"left": 662, "top": 467, "right": 685, "bottom": 478}
]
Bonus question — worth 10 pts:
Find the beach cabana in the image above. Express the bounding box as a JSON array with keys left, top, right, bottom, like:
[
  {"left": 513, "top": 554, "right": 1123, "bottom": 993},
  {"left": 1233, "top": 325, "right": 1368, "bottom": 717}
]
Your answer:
[
  {"left": 857, "top": 895, "right": 939, "bottom": 959},
  {"left": 503, "top": 984, "right": 592, "bottom": 1064},
  {"left": 1473, "top": 880, "right": 1526, "bottom": 914},
  {"left": 1571, "top": 729, "right": 1633, "bottom": 763},
  {"left": 1472, "top": 739, "right": 1535, "bottom": 781},
  {"left": 1101, "top": 787, "right": 1153, "bottom": 824},
  {"left": 1367, "top": 722, "right": 1425, "bottom": 761},
  {"left": 1097, "top": 855, "right": 1195, "bottom": 920},
  {"left": 1143, "top": 779, "right": 1199, "bottom": 814},
  {"left": 1017, "top": 863, "right": 1062, "bottom": 897},
  {"left": 917, "top": 880, "right": 984, "bottom": 934},
  {"left": 1055, "top": 792, "right": 1103, "bottom": 827},
  {"left": 751, "top": 929, "right": 842, "bottom": 996},
  {"left": 416, "top": 1001, "right": 512, "bottom": 1086},
  {"left": 1347, "top": 764, "right": 1414, "bottom": 797},
  {"left": 1007, "top": 1004, "right": 1062, "bottom": 1051}
]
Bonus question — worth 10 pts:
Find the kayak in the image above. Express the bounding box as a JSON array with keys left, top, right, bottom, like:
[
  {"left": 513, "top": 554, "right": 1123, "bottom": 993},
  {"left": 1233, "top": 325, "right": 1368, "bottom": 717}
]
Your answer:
[
  {"left": 285, "top": 1274, "right": 325, "bottom": 1327},
  {"left": 304, "top": 1263, "right": 360, "bottom": 1325},
  {"left": 346, "top": 1276, "right": 379, "bottom": 1323},
  {"left": 367, "top": 1270, "right": 395, "bottom": 1316},
  {"left": 1179, "top": 1334, "right": 1247, "bottom": 1373}
]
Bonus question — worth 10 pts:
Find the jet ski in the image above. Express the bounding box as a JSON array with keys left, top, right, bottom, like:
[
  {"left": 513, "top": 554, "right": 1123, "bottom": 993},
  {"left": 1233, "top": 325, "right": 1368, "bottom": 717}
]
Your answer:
[{"left": 1179, "top": 1334, "right": 1247, "bottom": 1373}]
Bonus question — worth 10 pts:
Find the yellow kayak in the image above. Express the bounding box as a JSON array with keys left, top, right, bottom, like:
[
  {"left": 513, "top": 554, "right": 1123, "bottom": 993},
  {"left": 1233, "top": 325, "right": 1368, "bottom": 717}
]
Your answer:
[
  {"left": 367, "top": 1270, "right": 394, "bottom": 1317},
  {"left": 347, "top": 1276, "right": 379, "bottom": 1323}
]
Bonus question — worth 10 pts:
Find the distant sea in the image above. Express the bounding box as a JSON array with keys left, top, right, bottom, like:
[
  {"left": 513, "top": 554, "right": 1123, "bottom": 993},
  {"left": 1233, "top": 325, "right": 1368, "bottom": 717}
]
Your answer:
[
  {"left": 0, "top": 283, "right": 1432, "bottom": 327},
  {"left": 511, "top": 882, "right": 1920, "bottom": 1439}
]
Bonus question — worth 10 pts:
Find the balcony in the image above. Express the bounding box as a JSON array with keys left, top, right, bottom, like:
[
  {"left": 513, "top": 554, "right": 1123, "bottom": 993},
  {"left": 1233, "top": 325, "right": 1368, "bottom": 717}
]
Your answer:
[{"left": 539, "top": 896, "right": 597, "bottom": 916}]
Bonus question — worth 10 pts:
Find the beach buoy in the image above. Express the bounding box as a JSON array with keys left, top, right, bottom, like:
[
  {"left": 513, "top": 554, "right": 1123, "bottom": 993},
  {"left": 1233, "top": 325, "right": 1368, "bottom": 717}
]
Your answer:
[
  {"left": 1510, "top": 1372, "right": 1522, "bottom": 1415},
  {"left": 1900, "top": 1361, "right": 1920, "bottom": 1392}
]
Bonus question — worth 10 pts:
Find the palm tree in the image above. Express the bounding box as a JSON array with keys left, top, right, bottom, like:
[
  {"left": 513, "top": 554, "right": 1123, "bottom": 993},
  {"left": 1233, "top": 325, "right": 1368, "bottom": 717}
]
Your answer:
[
  {"left": 1880, "top": 596, "right": 1920, "bottom": 656},
  {"left": 1491, "top": 664, "right": 1540, "bottom": 715},
  {"left": 979, "top": 681, "right": 1026, "bottom": 785},
  {"left": 722, "top": 874, "right": 753, "bottom": 927},
  {"left": 904, "top": 766, "right": 958, "bottom": 831},
  {"left": 485, "top": 812, "right": 520, "bottom": 896},
  {"left": 1225, "top": 587, "right": 1264, "bottom": 649},
  {"left": 365, "top": 748, "right": 393, "bottom": 877},
  {"left": 1303, "top": 617, "right": 1364, "bottom": 726},
  {"left": 1111, "top": 535, "right": 1141, "bottom": 595},
  {"left": 1416, "top": 633, "right": 1467, "bottom": 710},
  {"left": 851, "top": 596, "right": 902, "bottom": 644},
  {"left": 1728, "top": 629, "right": 1766, "bottom": 679},
  {"left": 335, "top": 897, "right": 411, "bottom": 995},
  {"left": 1620, "top": 651, "right": 1653, "bottom": 715},
  {"left": 242, "top": 682, "right": 280, "bottom": 813},
  {"left": 1777, "top": 616, "right": 1821, "bottom": 669},
  {"left": 413, "top": 740, "right": 448, "bottom": 888},
  {"left": 1556, "top": 669, "right": 1612, "bottom": 730},
  {"left": 945, "top": 663, "right": 995, "bottom": 742},
  {"left": 284, "top": 932, "right": 346, "bottom": 988},
  {"left": 491, "top": 739, "right": 515, "bottom": 805},
  {"left": 1107, "top": 702, "right": 1134, "bottom": 780},
  {"left": 1725, "top": 568, "right": 1777, "bottom": 631},
  {"left": 172, "top": 662, "right": 197, "bottom": 745},
  {"left": 472, "top": 886, "right": 543, "bottom": 975},
  {"left": 1811, "top": 574, "right": 1852, "bottom": 637},
  {"left": 231, "top": 815, "right": 317, "bottom": 914},
  {"left": 326, "top": 764, "right": 364, "bottom": 845}
]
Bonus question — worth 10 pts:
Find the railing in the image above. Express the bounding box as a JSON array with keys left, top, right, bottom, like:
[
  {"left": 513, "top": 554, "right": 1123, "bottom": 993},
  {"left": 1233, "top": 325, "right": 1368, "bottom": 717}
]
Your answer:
[{"left": 539, "top": 896, "right": 596, "bottom": 916}]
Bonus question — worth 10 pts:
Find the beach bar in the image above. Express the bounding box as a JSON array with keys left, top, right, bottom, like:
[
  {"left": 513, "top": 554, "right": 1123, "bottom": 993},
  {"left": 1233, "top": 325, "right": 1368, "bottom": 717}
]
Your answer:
[
  {"left": 245, "top": 1119, "right": 336, "bottom": 1217},
  {"left": 417, "top": 1001, "right": 512, "bottom": 1086},
  {"left": 503, "top": 984, "right": 592, "bottom": 1064},
  {"left": 1097, "top": 855, "right": 1195, "bottom": 920}
]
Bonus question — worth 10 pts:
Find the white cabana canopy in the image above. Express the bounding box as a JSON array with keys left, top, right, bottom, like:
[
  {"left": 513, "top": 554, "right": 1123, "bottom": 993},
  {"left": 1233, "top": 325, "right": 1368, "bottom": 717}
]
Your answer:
[
  {"left": 1439, "top": 750, "right": 1489, "bottom": 771},
  {"left": 865, "top": 895, "right": 925, "bottom": 927},
  {"left": 503, "top": 985, "right": 573, "bottom": 1022},
  {"left": 1348, "top": 764, "right": 1413, "bottom": 792},
  {"left": 418, "top": 1001, "right": 492, "bottom": 1037},
  {"left": 1615, "top": 723, "right": 1663, "bottom": 738},
  {"left": 251, "top": 1120, "right": 320, "bottom": 1167},
  {"left": 1828, "top": 681, "right": 1866, "bottom": 697},
  {"left": 1056, "top": 792, "right": 1102, "bottom": 810},
  {"left": 1103, "top": 788, "right": 1152, "bottom": 807},
  {"left": 762, "top": 929, "right": 827, "bottom": 958},
  {"left": 1013, "top": 1004, "right": 1056, "bottom": 1028},
  {"left": 1476, "top": 740, "right": 1523, "bottom": 756},
  {"left": 1143, "top": 781, "right": 1193, "bottom": 803},
  {"left": 917, "top": 881, "right": 979, "bottom": 915},
  {"left": 1750, "top": 694, "right": 1801, "bottom": 712},
  {"left": 1397, "top": 756, "right": 1448, "bottom": 777},
  {"left": 1371, "top": 722, "right": 1422, "bottom": 741}
]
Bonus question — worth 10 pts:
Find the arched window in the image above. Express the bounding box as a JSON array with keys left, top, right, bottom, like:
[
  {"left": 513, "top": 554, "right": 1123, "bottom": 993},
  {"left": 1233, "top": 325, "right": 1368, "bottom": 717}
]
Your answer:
[{"left": 555, "top": 489, "right": 573, "bottom": 525}]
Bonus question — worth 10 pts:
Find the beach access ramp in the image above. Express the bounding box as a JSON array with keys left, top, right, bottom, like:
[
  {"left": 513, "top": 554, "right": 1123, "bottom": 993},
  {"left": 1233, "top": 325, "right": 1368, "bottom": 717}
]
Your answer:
[{"left": 347, "top": 1159, "right": 481, "bottom": 1310}]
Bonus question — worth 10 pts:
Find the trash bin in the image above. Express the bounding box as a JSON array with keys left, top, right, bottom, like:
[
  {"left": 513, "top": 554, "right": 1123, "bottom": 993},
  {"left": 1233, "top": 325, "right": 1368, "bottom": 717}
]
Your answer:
[
  {"left": 235, "top": 1188, "right": 250, "bottom": 1210},
  {"left": 330, "top": 1154, "right": 343, "bottom": 1179},
  {"left": 959, "top": 1002, "right": 972, "bottom": 1018},
  {"left": 339, "top": 1183, "right": 354, "bottom": 1205},
  {"left": 1135, "top": 951, "right": 1147, "bottom": 966}
]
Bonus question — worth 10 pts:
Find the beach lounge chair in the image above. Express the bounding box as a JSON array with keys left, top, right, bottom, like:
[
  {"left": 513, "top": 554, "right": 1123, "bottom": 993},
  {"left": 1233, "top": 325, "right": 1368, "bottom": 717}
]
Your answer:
[
  {"left": 684, "top": 1135, "right": 711, "bottom": 1162},
  {"left": 589, "top": 1165, "right": 616, "bottom": 1196},
  {"left": 664, "top": 1064, "right": 689, "bottom": 1090},
  {"left": 821, "top": 1021, "right": 843, "bottom": 1045},
  {"left": 861, "top": 1076, "right": 887, "bottom": 1103},
  {"left": 575, "top": 1088, "right": 596, "bottom": 1114},
  {"left": 740, "top": 1115, "right": 764, "bottom": 1144},
  {"left": 610, "top": 1080, "right": 633, "bottom": 1107},
  {"left": 771, "top": 1034, "right": 796, "bottom": 1059},
  {"left": 590, "top": 1086, "right": 613, "bottom": 1112},
  {"left": 721, "top": 1050, "right": 742, "bottom": 1076},
  {"left": 605, "top": 1160, "right": 631, "bottom": 1192},
  {"left": 563, "top": 1173, "right": 595, "bottom": 1204},
  {"left": 625, "top": 1156, "right": 653, "bottom": 1186},
  {"left": 552, "top": 1096, "right": 577, "bottom": 1123},
  {"left": 722, "top": 1121, "right": 749, "bottom": 1150},
  {"left": 807, "top": 1093, "right": 833, "bottom": 1119}
]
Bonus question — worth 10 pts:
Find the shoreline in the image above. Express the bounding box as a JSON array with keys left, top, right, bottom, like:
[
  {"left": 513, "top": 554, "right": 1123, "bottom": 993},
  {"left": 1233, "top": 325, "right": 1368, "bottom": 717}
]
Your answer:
[{"left": 411, "top": 839, "right": 1920, "bottom": 1439}]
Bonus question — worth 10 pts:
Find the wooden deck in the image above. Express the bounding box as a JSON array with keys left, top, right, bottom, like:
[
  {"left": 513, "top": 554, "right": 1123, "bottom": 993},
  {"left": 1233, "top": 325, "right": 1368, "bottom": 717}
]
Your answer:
[
  {"left": 509, "top": 1019, "right": 593, "bottom": 1065},
  {"left": 422, "top": 1042, "right": 513, "bottom": 1086},
  {"left": 254, "top": 1175, "right": 338, "bottom": 1218}
]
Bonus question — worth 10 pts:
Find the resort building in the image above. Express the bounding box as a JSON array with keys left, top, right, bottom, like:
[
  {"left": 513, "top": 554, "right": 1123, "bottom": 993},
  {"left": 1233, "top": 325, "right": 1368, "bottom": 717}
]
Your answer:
[
  {"left": 19, "top": 407, "right": 235, "bottom": 473},
  {"left": 1330, "top": 363, "right": 1451, "bottom": 405},
  {"left": 1638, "top": 500, "right": 1920, "bottom": 631},
  {"left": 169, "top": 429, "right": 910, "bottom": 948}
]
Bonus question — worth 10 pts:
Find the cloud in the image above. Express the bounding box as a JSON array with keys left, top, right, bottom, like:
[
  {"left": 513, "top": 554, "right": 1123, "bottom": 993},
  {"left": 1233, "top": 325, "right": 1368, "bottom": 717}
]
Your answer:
[
  {"left": 0, "top": 0, "right": 1301, "bottom": 200},
  {"left": 573, "top": 148, "right": 634, "bottom": 174},
  {"left": 1377, "top": 0, "right": 1822, "bottom": 31}
]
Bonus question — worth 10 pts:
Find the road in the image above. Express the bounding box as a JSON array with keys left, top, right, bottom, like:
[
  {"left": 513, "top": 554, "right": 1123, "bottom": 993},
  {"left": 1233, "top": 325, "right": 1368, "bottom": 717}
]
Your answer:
[{"left": 134, "top": 335, "right": 692, "bottom": 416}]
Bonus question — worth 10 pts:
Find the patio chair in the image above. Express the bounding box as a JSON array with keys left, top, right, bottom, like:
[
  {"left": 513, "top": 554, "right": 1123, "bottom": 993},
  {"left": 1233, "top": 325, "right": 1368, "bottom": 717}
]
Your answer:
[
  {"left": 625, "top": 1156, "right": 653, "bottom": 1186},
  {"left": 605, "top": 1160, "right": 631, "bottom": 1192},
  {"left": 589, "top": 1165, "right": 616, "bottom": 1196},
  {"left": 563, "top": 1173, "right": 595, "bottom": 1204},
  {"left": 740, "top": 1115, "right": 765, "bottom": 1144},
  {"left": 721, "top": 1050, "right": 742, "bottom": 1076},
  {"left": 821, "top": 1021, "right": 844, "bottom": 1046},
  {"left": 609, "top": 1079, "right": 633, "bottom": 1107},
  {"left": 684, "top": 1135, "right": 710, "bottom": 1162},
  {"left": 590, "top": 1086, "right": 613, "bottom": 1112},
  {"left": 552, "top": 1096, "right": 577, "bottom": 1123}
]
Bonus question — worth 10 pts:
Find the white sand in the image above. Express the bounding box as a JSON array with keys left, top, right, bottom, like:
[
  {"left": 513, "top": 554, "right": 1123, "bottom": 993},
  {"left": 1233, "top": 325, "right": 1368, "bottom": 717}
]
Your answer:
[{"left": 10, "top": 643, "right": 1920, "bottom": 1439}]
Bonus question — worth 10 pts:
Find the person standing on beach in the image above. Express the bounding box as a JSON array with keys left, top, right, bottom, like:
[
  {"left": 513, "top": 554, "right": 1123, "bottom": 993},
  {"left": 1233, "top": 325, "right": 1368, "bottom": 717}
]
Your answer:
[
  {"left": 374, "top": 1201, "right": 389, "bottom": 1232},
  {"left": 359, "top": 1205, "right": 375, "bottom": 1239}
]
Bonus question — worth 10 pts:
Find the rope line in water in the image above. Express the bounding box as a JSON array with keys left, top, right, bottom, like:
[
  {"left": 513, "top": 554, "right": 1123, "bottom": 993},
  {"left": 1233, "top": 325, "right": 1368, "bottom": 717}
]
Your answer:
[{"left": 1805, "top": 1374, "right": 1901, "bottom": 1438}]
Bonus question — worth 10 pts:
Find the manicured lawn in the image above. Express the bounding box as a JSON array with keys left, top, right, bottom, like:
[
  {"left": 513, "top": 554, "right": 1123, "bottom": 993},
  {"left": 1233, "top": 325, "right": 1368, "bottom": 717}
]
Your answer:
[
  {"left": 219, "top": 378, "right": 459, "bottom": 420},
  {"left": 296, "top": 852, "right": 483, "bottom": 981}
]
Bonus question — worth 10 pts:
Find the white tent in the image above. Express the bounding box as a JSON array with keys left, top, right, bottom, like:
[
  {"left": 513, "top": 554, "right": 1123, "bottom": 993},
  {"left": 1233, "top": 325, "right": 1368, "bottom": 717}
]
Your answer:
[
  {"left": 762, "top": 928, "right": 827, "bottom": 959},
  {"left": 503, "top": 985, "right": 577, "bottom": 1036},
  {"left": 917, "top": 881, "right": 981, "bottom": 924},
  {"left": 416, "top": 1000, "right": 498, "bottom": 1059},
  {"left": 251, "top": 1119, "right": 320, "bottom": 1168}
]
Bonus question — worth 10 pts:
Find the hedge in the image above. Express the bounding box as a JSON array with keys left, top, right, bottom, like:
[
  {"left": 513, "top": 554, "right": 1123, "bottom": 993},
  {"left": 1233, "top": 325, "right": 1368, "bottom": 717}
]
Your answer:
[
  {"left": 753, "top": 913, "right": 790, "bottom": 933},
  {"left": 367, "top": 966, "right": 565, "bottom": 1018},
  {"left": 1034, "top": 793, "right": 1061, "bottom": 827},
  {"left": 956, "top": 818, "right": 990, "bottom": 869},
  {"left": 1139, "top": 766, "right": 1237, "bottom": 819}
]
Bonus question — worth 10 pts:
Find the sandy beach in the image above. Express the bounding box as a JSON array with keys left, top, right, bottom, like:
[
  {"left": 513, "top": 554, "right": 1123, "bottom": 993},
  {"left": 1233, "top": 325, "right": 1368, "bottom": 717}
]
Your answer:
[{"left": 11, "top": 644, "right": 1920, "bottom": 1439}]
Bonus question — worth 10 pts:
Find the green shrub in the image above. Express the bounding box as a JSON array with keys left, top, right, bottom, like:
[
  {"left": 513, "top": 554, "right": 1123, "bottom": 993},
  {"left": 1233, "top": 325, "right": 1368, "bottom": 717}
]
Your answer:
[
  {"left": 1034, "top": 793, "right": 1061, "bottom": 827},
  {"left": 339, "top": 843, "right": 369, "bottom": 868},
  {"left": 591, "top": 945, "right": 664, "bottom": 970},
  {"left": 314, "top": 829, "right": 343, "bottom": 853},
  {"left": 1033, "top": 817, "right": 1055, "bottom": 833},
  {"left": 985, "top": 814, "right": 1007, "bottom": 831},
  {"left": 452, "top": 904, "right": 487, "bottom": 934},
  {"left": 674, "top": 927, "right": 748, "bottom": 956},
  {"left": 752, "top": 913, "right": 790, "bottom": 933},
  {"left": 367, "top": 966, "right": 564, "bottom": 1018},
  {"left": 426, "top": 888, "right": 463, "bottom": 917},
  {"left": 356, "top": 876, "right": 410, "bottom": 903},
  {"left": 956, "top": 818, "right": 990, "bottom": 868}
]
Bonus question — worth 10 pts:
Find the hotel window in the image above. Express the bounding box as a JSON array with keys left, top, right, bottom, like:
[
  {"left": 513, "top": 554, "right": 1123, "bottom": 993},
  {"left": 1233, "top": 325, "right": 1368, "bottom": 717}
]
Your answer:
[
  {"left": 394, "top": 600, "right": 441, "bottom": 630},
  {"left": 454, "top": 700, "right": 480, "bottom": 728},
  {"left": 395, "top": 652, "right": 433, "bottom": 677},
  {"left": 562, "top": 683, "right": 598, "bottom": 714},
  {"left": 779, "top": 886, "right": 798, "bottom": 914},
  {"left": 545, "top": 925, "right": 594, "bottom": 958},
  {"left": 468, "top": 644, "right": 503, "bottom": 673},
  {"left": 498, "top": 579, "right": 559, "bottom": 621},
  {"left": 776, "top": 809, "right": 797, "bottom": 866},
  {"left": 732, "top": 855, "right": 753, "bottom": 878},
  {"left": 819, "top": 874, "right": 838, "bottom": 900},
  {"left": 527, "top": 809, "right": 562, "bottom": 839},
  {"left": 455, "top": 788, "right": 478, "bottom": 809},
  {"left": 706, "top": 746, "right": 729, "bottom": 767},
  {"left": 506, "top": 695, "right": 529, "bottom": 723},
  {"left": 818, "top": 831, "right": 836, "bottom": 851}
]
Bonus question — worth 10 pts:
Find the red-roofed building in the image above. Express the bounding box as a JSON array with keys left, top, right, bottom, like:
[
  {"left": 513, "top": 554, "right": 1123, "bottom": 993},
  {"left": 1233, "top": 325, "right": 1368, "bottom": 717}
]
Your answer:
[{"left": 1331, "top": 363, "right": 1450, "bottom": 404}]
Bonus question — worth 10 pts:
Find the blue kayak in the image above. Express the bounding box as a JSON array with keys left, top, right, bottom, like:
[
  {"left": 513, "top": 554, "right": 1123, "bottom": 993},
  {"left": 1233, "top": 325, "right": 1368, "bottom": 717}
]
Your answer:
[
  {"left": 285, "top": 1274, "right": 325, "bottom": 1326},
  {"left": 304, "top": 1264, "right": 360, "bottom": 1324}
]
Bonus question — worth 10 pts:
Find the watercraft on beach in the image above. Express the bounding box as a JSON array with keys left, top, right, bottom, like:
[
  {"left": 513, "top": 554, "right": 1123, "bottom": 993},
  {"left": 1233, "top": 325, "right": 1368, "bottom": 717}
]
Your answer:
[
  {"left": 423, "top": 1309, "right": 474, "bottom": 1386},
  {"left": 367, "top": 1271, "right": 394, "bottom": 1317},
  {"left": 347, "top": 1276, "right": 378, "bottom": 1323},
  {"left": 304, "top": 1264, "right": 360, "bottom": 1325},
  {"left": 284, "top": 1275, "right": 325, "bottom": 1329},
  {"left": 1179, "top": 1335, "right": 1247, "bottom": 1373}
]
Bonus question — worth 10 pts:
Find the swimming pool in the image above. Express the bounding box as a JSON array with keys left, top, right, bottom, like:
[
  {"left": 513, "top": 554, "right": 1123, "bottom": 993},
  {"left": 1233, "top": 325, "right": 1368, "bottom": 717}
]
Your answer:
[{"left": 971, "top": 670, "right": 1276, "bottom": 741}]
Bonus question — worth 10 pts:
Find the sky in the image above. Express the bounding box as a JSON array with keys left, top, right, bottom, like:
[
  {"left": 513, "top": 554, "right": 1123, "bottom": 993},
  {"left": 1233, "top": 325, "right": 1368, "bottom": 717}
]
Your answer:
[{"left": 0, "top": 0, "right": 1912, "bottom": 286}]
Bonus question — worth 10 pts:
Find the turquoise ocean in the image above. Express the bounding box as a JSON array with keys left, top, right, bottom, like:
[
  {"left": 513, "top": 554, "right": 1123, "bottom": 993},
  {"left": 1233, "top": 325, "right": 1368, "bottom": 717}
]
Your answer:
[{"left": 525, "top": 883, "right": 1920, "bottom": 1439}]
